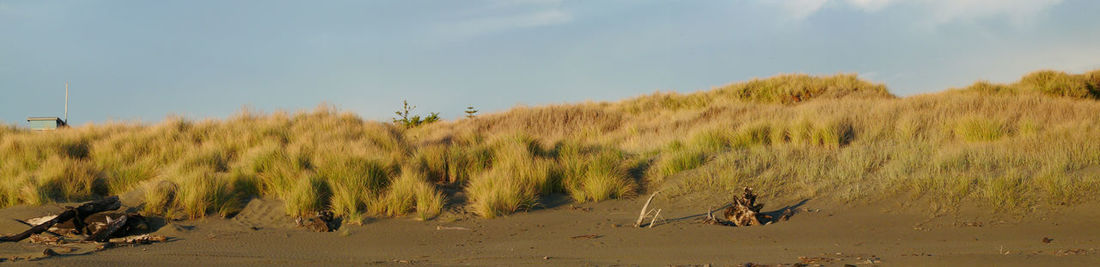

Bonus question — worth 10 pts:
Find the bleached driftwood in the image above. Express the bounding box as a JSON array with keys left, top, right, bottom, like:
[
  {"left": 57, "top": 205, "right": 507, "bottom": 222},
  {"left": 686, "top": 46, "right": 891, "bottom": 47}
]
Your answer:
[
  {"left": 634, "top": 191, "right": 659, "bottom": 228},
  {"left": 109, "top": 234, "right": 167, "bottom": 244},
  {"left": 647, "top": 209, "right": 662, "bottom": 228}
]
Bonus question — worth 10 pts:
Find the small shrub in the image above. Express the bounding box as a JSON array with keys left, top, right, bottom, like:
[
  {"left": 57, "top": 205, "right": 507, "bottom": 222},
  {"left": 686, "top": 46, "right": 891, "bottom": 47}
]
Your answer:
[{"left": 393, "top": 100, "right": 440, "bottom": 128}]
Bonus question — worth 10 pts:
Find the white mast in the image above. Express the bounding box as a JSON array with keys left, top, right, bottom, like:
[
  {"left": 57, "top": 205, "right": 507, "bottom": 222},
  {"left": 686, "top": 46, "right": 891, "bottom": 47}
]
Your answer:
[{"left": 65, "top": 82, "right": 69, "bottom": 124}]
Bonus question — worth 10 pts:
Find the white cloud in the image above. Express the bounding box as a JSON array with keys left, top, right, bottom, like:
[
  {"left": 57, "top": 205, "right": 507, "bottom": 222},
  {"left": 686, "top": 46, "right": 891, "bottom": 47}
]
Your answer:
[
  {"left": 776, "top": 0, "right": 829, "bottom": 19},
  {"left": 845, "top": 0, "right": 894, "bottom": 11},
  {"left": 918, "top": 0, "right": 1063, "bottom": 26},
  {"left": 448, "top": 9, "right": 572, "bottom": 37},
  {"left": 439, "top": 0, "right": 572, "bottom": 38},
  {"left": 766, "top": 0, "right": 1064, "bottom": 26}
]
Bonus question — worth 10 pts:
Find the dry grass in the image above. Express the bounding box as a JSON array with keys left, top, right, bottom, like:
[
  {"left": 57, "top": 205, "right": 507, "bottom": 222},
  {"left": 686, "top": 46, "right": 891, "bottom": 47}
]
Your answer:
[{"left": 2, "top": 70, "right": 1099, "bottom": 220}]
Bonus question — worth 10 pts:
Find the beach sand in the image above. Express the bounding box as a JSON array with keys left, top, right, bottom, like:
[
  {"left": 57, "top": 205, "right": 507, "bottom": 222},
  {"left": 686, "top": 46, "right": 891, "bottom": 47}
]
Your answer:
[{"left": 2, "top": 195, "right": 1098, "bottom": 266}]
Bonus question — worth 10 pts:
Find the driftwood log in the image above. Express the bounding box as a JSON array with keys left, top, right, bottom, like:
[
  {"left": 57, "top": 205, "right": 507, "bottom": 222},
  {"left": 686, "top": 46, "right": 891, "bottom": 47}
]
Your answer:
[
  {"left": 724, "top": 187, "right": 763, "bottom": 226},
  {"left": 0, "top": 196, "right": 121, "bottom": 242},
  {"left": 703, "top": 188, "right": 768, "bottom": 227},
  {"left": 85, "top": 214, "right": 128, "bottom": 242}
]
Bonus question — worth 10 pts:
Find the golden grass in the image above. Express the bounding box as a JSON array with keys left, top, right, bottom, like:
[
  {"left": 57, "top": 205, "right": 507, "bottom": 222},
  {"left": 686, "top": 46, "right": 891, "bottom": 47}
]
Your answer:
[{"left": 2, "top": 70, "right": 1099, "bottom": 219}]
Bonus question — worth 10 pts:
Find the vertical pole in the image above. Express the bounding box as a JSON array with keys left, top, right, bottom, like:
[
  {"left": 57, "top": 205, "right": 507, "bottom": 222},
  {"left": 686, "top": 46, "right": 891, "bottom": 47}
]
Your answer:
[{"left": 65, "top": 82, "right": 69, "bottom": 124}]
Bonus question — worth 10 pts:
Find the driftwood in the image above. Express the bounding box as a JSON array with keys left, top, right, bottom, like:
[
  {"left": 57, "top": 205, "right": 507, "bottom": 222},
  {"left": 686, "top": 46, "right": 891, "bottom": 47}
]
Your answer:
[
  {"left": 296, "top": 210, "right": 340, "bottom": 232},
  {"left": 109, "top": 234, "right": 167, "bottom": 244},
  {"left": 85, "top": 214, "right": 128, "bottom": 242},
  {"left": 0, "top": 196, "right": 121, "bottom": 242},
  {"left": 647, "top": 209, "right": 662, "bottom": 228},
  {"left": 634, "top": 191, "right": 660, "bottom": 227},
  {"left": 703, "top": 188, "right": 773, "bottom": 227},
  {"left": 724, "top": 187, "right": 763, "bottom": 226}
]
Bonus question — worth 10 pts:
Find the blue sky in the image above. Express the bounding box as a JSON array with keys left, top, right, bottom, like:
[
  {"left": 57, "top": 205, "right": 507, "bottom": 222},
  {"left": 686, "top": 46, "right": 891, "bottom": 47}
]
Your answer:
[{"left": 2, "top": 0, "right": 1099, "bottom": 125}]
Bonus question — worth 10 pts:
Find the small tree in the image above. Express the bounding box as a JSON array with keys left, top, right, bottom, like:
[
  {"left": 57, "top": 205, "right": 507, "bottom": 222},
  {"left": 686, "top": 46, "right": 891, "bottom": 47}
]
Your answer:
[
  {"left": 393, "top": 100, "right": 440, "bottom": 128},
  {"left": 464, "top": 106, "right": 479, "bottom": 119}
]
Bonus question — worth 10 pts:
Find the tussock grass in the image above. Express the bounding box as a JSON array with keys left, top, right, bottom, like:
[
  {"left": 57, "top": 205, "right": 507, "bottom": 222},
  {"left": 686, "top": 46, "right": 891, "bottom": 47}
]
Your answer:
[
  {"left": 649, "top": 147, "right": 708, "bottom": 183},
  {"left": 374, "top": 169, "right": 444, "bottom": 220},
  {"left": 143, "top": 180, "right": 178, "bottom": 216},
  {"left": 2, "top": 70, "right": 1099, "bottom": 219},
  {"left": 466, "top": 135, "right": 557, "bottom": 218},
  {"left": 959, "top": 69, "right": 1100, "bottom": 99},
  {"left": 285, "top": 175, "right": 332, "bottom": 217},
  {"left": 955, "top": 117, "right": 1009, "bottom": 142},
  {"left": 558, "top": 144, "right": 638, "bottom": 202}
]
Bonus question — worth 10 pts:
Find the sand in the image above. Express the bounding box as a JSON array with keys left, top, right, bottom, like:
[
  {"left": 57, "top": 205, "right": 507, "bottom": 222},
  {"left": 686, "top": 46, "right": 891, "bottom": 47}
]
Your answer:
[{"left": 2, "top": 195, "right": 1099, "bottom": 266}]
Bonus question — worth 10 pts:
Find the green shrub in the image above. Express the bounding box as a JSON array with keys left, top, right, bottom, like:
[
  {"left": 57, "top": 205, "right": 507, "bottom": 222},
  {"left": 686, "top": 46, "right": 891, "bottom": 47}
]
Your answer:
[{"left": 393, "top": 100, "right": 440, "bottom": 128}]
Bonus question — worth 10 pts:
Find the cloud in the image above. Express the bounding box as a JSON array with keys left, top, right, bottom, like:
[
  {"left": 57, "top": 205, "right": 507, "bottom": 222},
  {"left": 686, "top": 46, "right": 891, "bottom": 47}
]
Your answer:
[
  {"left": 448, "top": 9, "right": 572, "bottom": 36},
  {"left": 776, "top": 0, "right": 829, "bottom": 19},
  {"left": 766, "top": 0, "right": 1064, "bottom": 25},
  {"left": 917, "top": 0, "right": 1063, "bottom": 25},
  {"left": 845, "top": 0, "right": 894, "bottom": 11},
  {"left": 439, "top": 0, "right": 572, "bottom": 38}
]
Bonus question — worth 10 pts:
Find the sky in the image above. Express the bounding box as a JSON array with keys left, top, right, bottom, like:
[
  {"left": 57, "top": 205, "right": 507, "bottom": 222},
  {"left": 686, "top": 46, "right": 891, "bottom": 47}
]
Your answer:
[{"left": 2, "top": 0, "right": 1099, "bottom": 125}]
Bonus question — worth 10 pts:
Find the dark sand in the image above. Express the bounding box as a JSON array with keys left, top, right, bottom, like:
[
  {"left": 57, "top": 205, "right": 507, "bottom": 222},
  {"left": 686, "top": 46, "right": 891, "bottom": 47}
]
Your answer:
[{"left": 2, "top": 195, "right": 1098, "bottom": 266}]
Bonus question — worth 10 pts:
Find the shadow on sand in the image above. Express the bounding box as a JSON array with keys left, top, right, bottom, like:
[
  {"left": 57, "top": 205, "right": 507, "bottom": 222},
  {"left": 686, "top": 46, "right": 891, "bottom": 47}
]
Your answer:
[{"left": 657, "top": 198, "right": 811, "bottom": 227}]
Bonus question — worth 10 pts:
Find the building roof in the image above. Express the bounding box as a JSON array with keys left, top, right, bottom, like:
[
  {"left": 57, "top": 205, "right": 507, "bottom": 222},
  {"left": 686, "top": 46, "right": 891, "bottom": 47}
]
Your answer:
[{"left": 27, "top": 117, "right": 64, "bottom": 121}]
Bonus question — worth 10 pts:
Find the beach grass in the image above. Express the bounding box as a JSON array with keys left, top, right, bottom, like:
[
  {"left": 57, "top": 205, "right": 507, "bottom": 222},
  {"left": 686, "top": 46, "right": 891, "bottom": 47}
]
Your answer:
[{"left": 2, "top": 69, "right": 1099, "bottom": 219}]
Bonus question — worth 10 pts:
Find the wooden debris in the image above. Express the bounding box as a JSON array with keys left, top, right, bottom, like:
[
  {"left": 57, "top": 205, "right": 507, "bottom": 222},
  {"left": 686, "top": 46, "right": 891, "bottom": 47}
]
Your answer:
[
  {"left": 647, "top": 209, "right": 662, "bottom": 228},
  {"left": 702, "top": 188, "right": 789, "bottom": 227},
  {"left": 0, "top": 196, "right": 121, "bottom": 242},
  {"left": 28, "top": 234, "right": 62, "bottom": 245},
  {"left": 296, "top": 210, "right": 340, "bottom": 232},
  {"left": 85, "top": 214, "right": 128, "bottom": 242},
  {"left": 634, "top": 191, "right": 659, "bottom": 227},
  {"left": 109, "top": 234, "right": 168, "bottom": 244},
  {"left": 436, "top": 226, "right": 471, "bottom": 231},
  {"left": 24, "top": 215, "right": 58, "bottom": 227},
  {"left": 570, "top": 234, "right": 600, "bottom": 239},
  {"left": 724, "top": 187, "right": 762, "bottom": 226}
]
